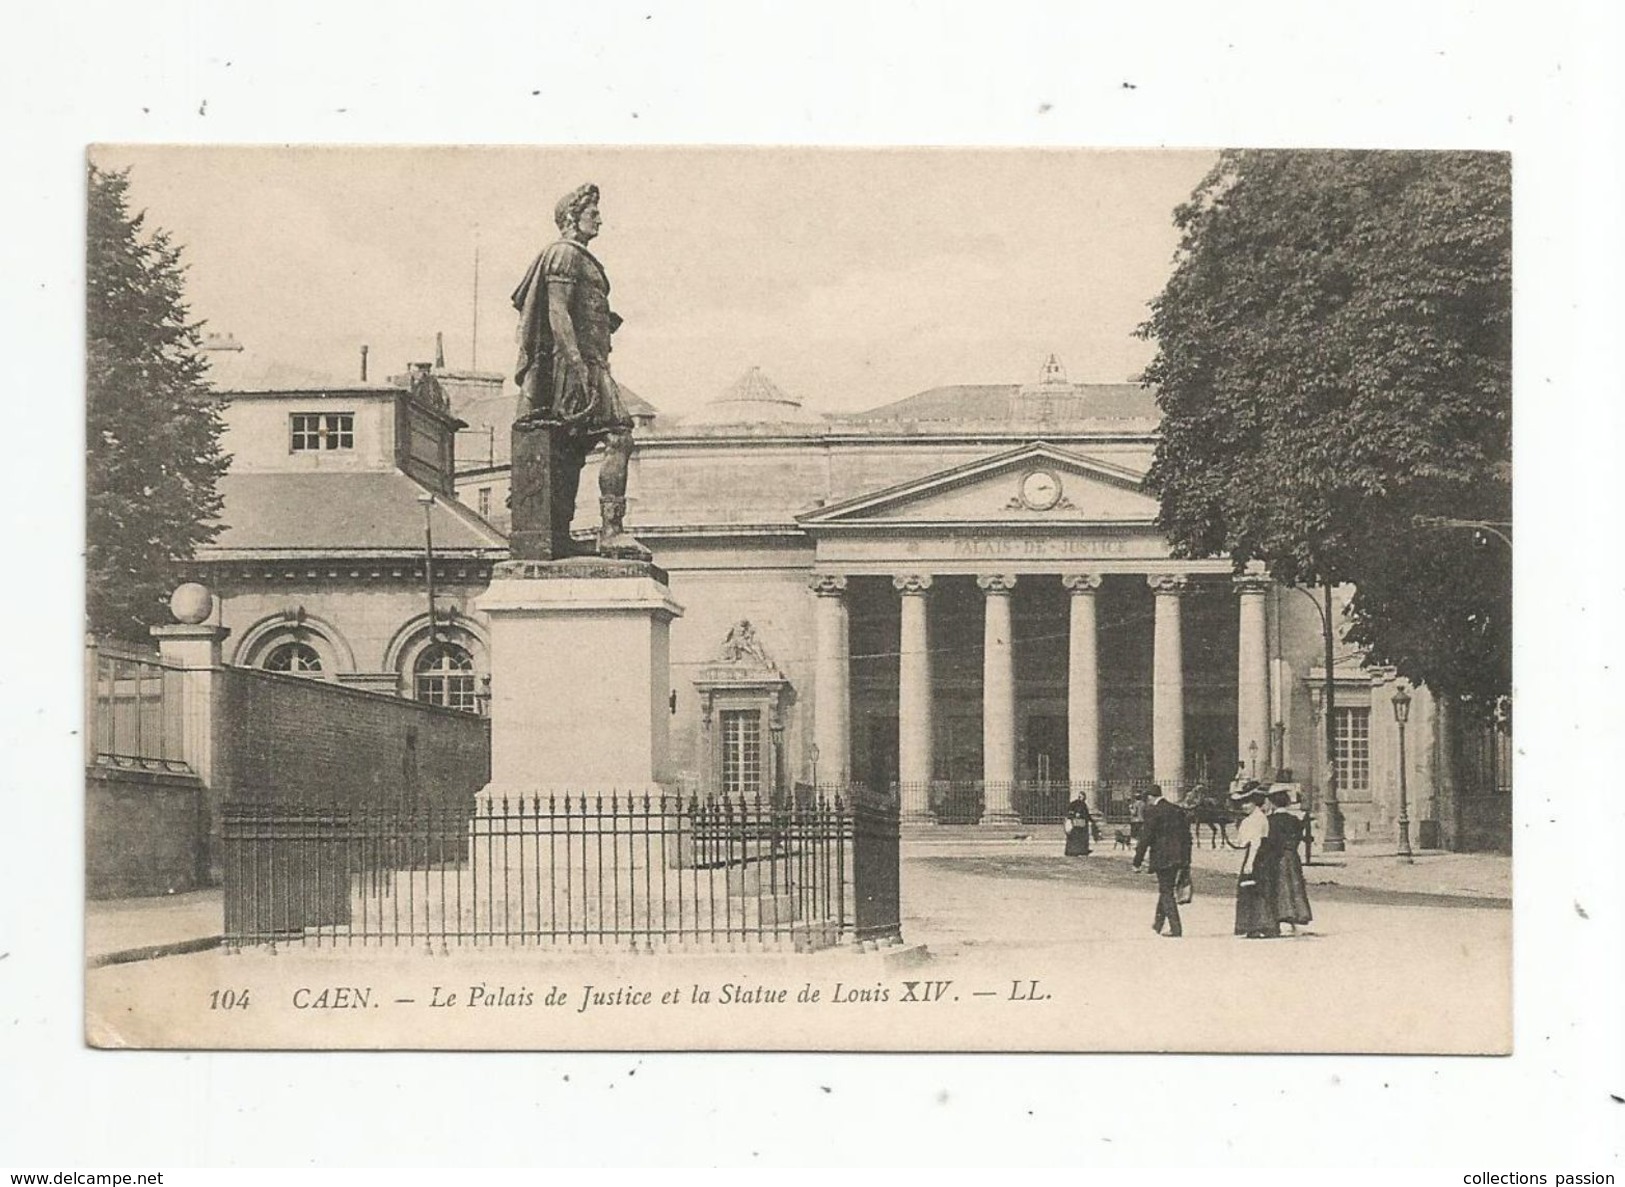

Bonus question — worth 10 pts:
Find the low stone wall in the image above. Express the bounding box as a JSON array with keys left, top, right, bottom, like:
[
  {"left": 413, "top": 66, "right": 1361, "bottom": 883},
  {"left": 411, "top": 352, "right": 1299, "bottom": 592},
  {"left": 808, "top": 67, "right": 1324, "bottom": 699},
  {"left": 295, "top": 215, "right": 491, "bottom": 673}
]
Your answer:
[{"left": 86, "top": 764, "right": 208, "bottom": 898}]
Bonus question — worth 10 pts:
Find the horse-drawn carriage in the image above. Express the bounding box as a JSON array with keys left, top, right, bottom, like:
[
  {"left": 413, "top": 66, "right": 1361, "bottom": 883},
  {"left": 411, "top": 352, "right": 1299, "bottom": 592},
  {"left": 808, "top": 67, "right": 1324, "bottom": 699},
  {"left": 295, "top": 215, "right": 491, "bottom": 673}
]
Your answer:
[{"left": 1183, "top": 786, "right": 1245, "bottom": 848}]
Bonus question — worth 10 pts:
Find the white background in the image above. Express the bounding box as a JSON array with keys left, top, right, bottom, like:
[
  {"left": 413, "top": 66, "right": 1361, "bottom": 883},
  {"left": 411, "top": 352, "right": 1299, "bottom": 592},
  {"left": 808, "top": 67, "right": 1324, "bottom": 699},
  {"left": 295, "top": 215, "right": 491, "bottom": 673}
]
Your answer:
[{"left": 4, "top": 0, "right": 1622, "bottom": 1170}]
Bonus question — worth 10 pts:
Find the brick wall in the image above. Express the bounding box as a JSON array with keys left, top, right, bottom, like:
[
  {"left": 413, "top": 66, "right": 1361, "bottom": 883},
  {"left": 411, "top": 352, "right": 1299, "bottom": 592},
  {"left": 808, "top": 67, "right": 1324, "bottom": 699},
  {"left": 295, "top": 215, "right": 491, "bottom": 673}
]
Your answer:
[
  {"left": 219, "top": 667, "right": 491, "bottom": 807},
  {"left": 86, "top": 766, "right": 208, "bottom": 898}
]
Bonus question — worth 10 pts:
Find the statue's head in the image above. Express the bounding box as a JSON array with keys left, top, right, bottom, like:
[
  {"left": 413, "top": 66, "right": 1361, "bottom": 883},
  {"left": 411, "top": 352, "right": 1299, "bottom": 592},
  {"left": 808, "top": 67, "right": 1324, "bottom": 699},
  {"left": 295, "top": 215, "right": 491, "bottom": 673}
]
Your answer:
[{"left": 554, "top": 183, "right": 602, "bottom": 239}]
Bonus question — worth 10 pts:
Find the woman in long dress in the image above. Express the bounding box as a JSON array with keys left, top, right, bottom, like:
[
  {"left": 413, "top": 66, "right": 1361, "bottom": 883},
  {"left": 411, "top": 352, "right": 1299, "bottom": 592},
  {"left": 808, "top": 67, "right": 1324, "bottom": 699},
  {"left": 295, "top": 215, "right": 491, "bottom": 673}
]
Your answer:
[
  {"left": 1265, "top": 788, "right": 1313, "bottom": 933},
  {"left": 1062, "top": 795, "right": 1094, "bottom": 857},
  {"left": 1230, "top": 787, "right": 1279, "bottom": 938}
]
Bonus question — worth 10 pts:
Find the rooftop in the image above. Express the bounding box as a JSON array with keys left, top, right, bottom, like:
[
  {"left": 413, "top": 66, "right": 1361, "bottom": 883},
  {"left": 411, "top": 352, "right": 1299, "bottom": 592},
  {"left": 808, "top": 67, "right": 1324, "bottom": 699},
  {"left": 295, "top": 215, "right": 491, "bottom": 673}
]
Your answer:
[
  {"left": 840, "top": 381, "right": 1158, "bottom": 425},
  {"left": 680, "top": 366, "right": 825, "bottom": 426},
  {"left": 202, "top": 472, "right": 508, "bottom": 559}
]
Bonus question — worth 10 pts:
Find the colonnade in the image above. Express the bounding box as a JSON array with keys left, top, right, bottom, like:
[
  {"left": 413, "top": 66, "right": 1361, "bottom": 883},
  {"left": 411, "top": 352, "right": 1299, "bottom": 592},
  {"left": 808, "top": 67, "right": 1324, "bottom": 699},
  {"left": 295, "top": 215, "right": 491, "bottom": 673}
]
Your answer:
[{"left": 809, "top": 570, "right": 1274, "bottom": 818}]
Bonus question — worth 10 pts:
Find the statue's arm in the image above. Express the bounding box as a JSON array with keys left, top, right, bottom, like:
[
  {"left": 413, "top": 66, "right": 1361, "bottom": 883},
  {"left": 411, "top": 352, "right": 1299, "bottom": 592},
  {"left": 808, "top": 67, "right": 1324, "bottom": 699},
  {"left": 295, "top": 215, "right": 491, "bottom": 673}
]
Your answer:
[{"left": 547, "top": 282, "right": 583, "bottom": 366}]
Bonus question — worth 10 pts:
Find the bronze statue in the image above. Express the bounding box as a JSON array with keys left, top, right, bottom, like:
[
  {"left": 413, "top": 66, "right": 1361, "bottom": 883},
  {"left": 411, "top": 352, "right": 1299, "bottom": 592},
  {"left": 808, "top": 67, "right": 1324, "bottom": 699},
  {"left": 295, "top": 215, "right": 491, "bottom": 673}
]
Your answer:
[{"left": 510, "top": 183, "right": 650, "bottom": 561}]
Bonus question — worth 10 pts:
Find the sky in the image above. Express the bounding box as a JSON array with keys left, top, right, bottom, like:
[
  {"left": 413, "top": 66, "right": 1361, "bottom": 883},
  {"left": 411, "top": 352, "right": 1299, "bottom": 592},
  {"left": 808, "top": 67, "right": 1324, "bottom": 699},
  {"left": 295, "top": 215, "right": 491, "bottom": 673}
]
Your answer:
[{"left": 91, "top": 146, "right": 1214, "bottom": 416}]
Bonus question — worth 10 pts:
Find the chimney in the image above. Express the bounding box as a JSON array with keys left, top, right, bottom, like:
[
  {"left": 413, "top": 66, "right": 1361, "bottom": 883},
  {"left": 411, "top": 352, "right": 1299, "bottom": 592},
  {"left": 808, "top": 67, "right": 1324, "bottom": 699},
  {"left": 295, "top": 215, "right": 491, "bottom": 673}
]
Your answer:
[
  {"left": 434, "top": 332, "right": 445, "bottom": 370},
  {"left": 360, "top": 344, "right": 369, "bottom": 382}
]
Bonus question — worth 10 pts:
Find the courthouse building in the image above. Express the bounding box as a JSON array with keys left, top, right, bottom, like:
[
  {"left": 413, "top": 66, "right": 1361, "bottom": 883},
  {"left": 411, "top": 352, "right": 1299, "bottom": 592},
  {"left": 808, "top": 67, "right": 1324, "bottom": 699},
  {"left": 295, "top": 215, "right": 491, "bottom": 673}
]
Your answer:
[{"left": 192, "top": 343, "right": 1510, "bottom": 851}]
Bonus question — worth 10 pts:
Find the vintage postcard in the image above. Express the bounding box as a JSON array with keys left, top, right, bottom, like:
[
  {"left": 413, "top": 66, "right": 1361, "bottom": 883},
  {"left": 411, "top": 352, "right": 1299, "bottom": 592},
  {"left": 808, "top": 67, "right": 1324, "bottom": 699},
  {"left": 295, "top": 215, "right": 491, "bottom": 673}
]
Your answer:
[{"left": 83, "top": 145, "right": 1512, "bottom": 1052}]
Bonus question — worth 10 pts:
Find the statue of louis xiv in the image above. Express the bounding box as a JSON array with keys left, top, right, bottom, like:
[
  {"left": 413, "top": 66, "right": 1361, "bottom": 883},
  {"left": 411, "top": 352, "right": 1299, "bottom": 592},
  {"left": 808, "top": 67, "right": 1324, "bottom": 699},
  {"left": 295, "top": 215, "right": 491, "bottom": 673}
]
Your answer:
[{"left": 510, "top": 183, "right": 651, "bottom": 562}]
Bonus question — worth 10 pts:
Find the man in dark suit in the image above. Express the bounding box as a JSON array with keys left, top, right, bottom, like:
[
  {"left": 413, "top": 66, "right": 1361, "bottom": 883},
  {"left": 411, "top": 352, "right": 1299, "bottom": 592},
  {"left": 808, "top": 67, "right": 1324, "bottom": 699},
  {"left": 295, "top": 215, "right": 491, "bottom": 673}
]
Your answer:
[{"left": 1132, "top": 784, "right": 1194, "bottom": 937}]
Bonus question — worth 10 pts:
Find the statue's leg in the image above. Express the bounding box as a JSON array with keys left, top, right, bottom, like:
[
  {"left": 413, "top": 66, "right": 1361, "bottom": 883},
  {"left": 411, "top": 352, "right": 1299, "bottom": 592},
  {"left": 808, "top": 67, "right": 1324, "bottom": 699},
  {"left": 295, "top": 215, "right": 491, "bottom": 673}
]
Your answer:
[
  {"left": 596, "top": 430, "right": 651, "bottom": 561},
  {"left": 598, "top": 429, "right": 631, "bottom": 499}
]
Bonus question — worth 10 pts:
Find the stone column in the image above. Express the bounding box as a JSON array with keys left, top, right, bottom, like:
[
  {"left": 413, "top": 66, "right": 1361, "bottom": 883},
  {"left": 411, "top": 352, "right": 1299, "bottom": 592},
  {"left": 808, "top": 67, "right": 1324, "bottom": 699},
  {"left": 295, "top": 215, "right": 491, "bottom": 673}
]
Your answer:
[
  {"left": 1234, "top": 573, "right": 1273, "bottom": 782},
  {"left": 1148, "top": 574, "right": 1188, "bottom": 791},
  {"left": 893, "top": 574, "right": 934, "bottom": 809},
  {"left": 1062, "top": 572, "right": 1103, "bottom": 808},
  {"left": 809, "top": 574, "right": 851, "bottom": 787},
  {"left": 978, "top": 574, "right": 1019, "bottom": 823}
]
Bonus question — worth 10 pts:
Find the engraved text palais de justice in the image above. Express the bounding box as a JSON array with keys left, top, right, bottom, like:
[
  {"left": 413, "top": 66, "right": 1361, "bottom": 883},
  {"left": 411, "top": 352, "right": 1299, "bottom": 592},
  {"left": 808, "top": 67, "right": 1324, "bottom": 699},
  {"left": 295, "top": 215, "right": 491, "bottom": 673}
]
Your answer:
[{"left": 949, "top": 537, "right": 1131, "bottom": 559}]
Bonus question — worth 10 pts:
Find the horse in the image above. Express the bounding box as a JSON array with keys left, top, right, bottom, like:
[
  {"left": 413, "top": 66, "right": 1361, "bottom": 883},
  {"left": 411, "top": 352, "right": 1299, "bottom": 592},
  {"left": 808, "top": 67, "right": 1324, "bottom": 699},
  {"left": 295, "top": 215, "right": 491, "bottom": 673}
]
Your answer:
[{"left": 1184, "top": 791, "right": 1241, "bottom": 849}]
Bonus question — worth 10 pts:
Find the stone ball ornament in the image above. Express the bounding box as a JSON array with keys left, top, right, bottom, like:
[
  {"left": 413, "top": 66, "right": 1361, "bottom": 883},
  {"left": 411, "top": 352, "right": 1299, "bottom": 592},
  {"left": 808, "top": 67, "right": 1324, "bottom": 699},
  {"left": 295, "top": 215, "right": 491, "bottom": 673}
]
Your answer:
[{"left": 169, "top": 582, "right": 214, "bottom": 625}]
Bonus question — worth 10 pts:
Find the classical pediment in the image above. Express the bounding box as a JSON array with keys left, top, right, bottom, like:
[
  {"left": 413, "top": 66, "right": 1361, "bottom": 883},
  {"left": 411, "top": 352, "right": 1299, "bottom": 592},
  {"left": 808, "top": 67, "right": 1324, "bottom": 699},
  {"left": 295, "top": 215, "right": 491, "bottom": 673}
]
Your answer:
[{"left": 797, "top": 442, "right": 1159, "bottom": 530}]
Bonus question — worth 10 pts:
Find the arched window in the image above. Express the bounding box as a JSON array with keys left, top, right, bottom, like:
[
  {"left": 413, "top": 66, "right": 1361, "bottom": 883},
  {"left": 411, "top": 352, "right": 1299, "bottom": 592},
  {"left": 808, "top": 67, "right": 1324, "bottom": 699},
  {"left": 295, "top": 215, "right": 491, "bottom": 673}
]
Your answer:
[
  {"left": 415, "top": 642, "right": 477, "bottom": 712},
  {"left": 264, "top": 641, "right": 323, "bottom": 675}
]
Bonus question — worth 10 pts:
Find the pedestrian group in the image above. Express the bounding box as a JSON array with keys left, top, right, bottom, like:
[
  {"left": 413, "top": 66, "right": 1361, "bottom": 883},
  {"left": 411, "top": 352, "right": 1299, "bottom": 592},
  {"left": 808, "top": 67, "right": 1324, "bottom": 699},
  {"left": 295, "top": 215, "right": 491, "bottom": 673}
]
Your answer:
[{"left": 1067, "top": 782, "right": 1313, "bottom": 938}]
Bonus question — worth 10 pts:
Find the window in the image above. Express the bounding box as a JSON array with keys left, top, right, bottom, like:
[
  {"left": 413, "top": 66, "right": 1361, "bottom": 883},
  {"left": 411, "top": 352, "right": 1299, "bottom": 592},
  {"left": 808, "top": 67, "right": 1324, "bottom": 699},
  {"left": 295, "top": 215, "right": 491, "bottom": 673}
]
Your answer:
[
  {"left": 291, "top": 412, "right": 354, "bottom": 451},
  {"left": 477, "top": 487, "right": 492, "bottom": 518},
  {"left": 415, "top": 642, "right": 477, "bottom": 713},
  {"left": 1333, "top": 706, "right": 1371, "bottom": 794},
  {"left": 719, "top": 709, "right": 763, "bottom": 796},
  {"left": 264, "top": 641, "right": 322, "bottom": 674}
]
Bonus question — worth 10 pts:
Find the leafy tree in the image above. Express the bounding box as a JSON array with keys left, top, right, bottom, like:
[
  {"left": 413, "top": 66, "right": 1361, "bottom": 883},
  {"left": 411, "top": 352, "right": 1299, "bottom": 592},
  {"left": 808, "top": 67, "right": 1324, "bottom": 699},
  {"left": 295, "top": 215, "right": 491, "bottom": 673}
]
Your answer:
[
  {"left": 86, "top": 164, "right": 230, "bottom": 643},
  {"left": 1139, "top": 150, "right": 1510, "bottom": 713}
]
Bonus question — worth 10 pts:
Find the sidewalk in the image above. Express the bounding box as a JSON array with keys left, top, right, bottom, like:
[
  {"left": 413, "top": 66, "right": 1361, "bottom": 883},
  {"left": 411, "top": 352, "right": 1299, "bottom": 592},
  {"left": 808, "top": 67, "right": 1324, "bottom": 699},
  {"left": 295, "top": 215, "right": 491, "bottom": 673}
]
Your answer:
[
  {"left": 84, "top": 888, "right": 224, "bottom": 966},
  {"left": 83, "top": 833, "right": 1508, "bottom": 968},
  {"left": 1185, "top": 837, "right": 1511, "bottom": 899},
  {"left": 902, "top": 827, "right": 1511, "bottom": 901}
]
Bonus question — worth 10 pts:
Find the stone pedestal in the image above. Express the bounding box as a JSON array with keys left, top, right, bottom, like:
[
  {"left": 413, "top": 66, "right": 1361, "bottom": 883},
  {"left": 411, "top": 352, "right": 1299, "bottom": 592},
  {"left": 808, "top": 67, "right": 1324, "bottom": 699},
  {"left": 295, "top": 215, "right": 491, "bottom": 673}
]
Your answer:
[{"left": 476, "top": 557, "right": 683, "bottom": 797}]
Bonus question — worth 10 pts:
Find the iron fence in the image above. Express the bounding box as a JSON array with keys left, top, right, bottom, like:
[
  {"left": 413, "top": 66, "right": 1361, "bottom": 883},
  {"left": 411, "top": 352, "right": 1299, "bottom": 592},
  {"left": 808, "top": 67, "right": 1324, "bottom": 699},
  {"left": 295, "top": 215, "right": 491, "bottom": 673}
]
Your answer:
[
  {"left": 223, "top": 790, "right": 898, "bottom": 951},
  {"left": 88, "top": 642, "right": 186, "bottom": 770},
  {"left": 893, "top": 779, "right": 1208, "bottom": 826}
]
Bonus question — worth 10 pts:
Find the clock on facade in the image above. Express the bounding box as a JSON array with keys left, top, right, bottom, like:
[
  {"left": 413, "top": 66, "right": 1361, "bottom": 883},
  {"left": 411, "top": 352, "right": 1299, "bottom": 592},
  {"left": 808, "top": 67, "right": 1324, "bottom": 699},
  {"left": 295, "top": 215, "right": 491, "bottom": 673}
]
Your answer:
[{"left": 1018, "top": 468, "right": 1063, "bottom": 511}]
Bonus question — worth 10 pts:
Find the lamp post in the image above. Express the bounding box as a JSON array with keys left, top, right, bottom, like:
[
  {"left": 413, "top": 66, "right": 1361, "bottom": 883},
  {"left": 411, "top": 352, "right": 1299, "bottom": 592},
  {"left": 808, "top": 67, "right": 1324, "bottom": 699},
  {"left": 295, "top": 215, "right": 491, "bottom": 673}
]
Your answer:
[
  {"left": 1392, "top": 685, "right": 1414, "bottom": 862},
  {"left": 770, "top": 717, "right": 785, "bottom": 802},
  {"left": 1293, "top": 583, "right": 1346, "bottom": 852},
  {"left": 1248, "top": 739, "right": 1259, "bottom": 781},
  {"left": 809, "top": 741, "right": 820, "bottom": 790},
  {"left": 1271, "top": 721, "right": 1286, "bottom": 780},
  {"left": 417, "top": 492, "right": 438, "bottom": 640},
  {"left": 1309, "top": 684, "right": 1324, "bottom": 772}
]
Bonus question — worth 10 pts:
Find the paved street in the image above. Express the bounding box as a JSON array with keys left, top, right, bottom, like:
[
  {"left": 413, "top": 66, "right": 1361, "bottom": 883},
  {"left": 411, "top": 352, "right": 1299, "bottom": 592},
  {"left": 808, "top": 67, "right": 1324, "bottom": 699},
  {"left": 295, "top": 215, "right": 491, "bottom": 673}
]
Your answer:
[{"left": 85, "top": 839, "right": 1510, "bottom": 1054}]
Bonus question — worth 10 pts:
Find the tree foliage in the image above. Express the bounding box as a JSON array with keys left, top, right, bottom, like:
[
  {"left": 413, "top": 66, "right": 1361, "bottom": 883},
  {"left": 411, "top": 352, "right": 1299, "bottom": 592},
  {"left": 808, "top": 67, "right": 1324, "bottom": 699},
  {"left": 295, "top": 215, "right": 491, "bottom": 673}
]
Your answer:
[
  {"left": 1140, "top": 150, "right": 1510, "bottom": 710},
  {"left": 86, "top": 164, "right": 230, "bottom": 643}
]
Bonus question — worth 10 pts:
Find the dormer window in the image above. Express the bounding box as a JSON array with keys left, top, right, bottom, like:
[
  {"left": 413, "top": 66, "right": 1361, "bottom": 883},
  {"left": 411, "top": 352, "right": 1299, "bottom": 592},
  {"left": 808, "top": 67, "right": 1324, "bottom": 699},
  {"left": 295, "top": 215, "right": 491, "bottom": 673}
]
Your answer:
[{"left": 291, "top": 412, "right": 354, "bottom": 451}]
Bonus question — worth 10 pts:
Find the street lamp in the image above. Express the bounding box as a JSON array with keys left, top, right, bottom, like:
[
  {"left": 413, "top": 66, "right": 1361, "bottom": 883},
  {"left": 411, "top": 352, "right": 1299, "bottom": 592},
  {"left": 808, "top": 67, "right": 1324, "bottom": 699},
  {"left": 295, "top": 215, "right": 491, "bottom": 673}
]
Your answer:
[
  {"left": 1293, "top": 583, "right": 1346, "bottom": 852},
  {"left": 1248, "top": 739, "right": 1259, "bottom": 781},
  {"left": 769, "top": 718, "right": 786, "bottom": 802},
  {"left": 1392, "top": 685, "right": 1414, "bottom": 862},
  {"left": 809, "top": 741, "right": 820, "bottom": 790},
  {"left": 417, "top": 492, "right": 438, "bottom": 640}
]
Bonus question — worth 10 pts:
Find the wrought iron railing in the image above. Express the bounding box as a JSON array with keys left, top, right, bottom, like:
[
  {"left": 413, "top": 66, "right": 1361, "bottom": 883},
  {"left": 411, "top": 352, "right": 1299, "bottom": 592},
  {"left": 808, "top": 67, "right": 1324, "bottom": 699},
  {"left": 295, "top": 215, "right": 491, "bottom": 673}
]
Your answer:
[
  {"left": 222, "top": 789, "right": 900, "bottom": 951},
  {"left": 87, "top": 641, "right": 188, "bottom": 772},
  {"left": 892, "top": 779, "right": 1207, "bottom": 826}
]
